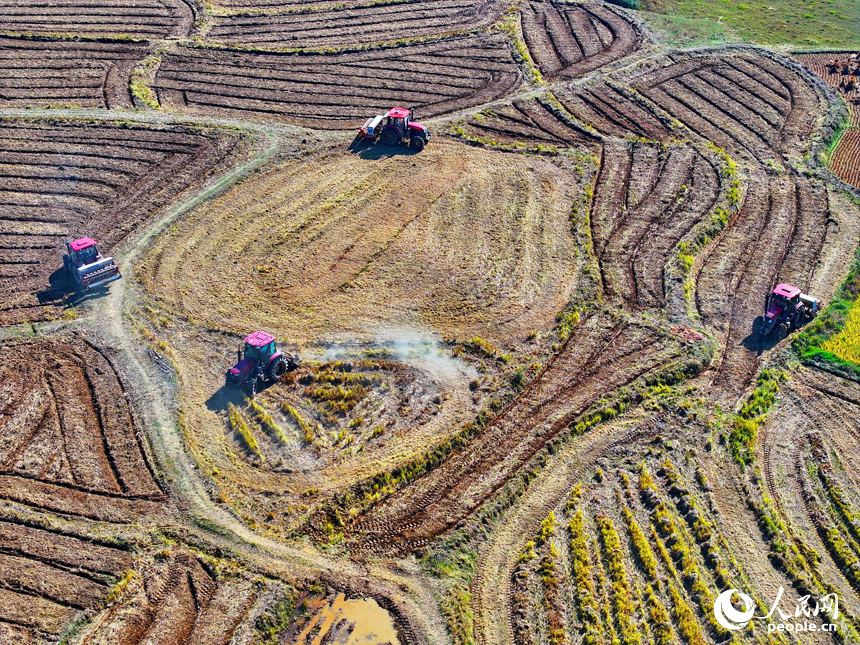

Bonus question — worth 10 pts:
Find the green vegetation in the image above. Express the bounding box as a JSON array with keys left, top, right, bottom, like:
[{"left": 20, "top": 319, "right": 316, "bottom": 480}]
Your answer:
[
  {"left": 638, "top": 0, "right": 860, "bottom": 49},
  {"left": 228, "top": 403, "right": 262, "bottom": 458},
  {"left": 668, "top": 581, "right": 706, "bottom": 645},
  {"left": 794, "top": 249, "right": 860, "bottom": 377},
  {"left": 644, "top": 584, "right": 676, "bottom": 645},
  {"left": 568, "top": 509, "right": 604, "bottom": 645},
  {"left": 622, "top": 507, "right": 658, "bottom": 579},
  {"left": 254, "top": 587, "right": 299, "bottom": 645},
  {"left": 597, "top": 514, "right": 642, "bottom": 645},
  {"left": 441, "top": 585, "right": 476, "bottom": 645},
  {"left": 728, "top": 368, "right": 785, "bottom": 466}
]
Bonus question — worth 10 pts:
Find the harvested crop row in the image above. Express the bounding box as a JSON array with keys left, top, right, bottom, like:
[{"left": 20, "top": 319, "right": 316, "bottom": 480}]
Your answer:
[
  {"left": 0, "top": 119, "right": 248, "bottom": 324},
  {"left": 455, "top": 95, "right": 597, "bottom": 148},
  {"left": 590, "top": 140, "right": 721, "bottom": 308},
  {"left": 631, "top": 52, "right": 819, "bottom": 164},
  {"left": 344, "top": 313, "right": 688, "bottom": 554},
  {"left": 139, "top": 139, "right": 588, "bottom": 344},
  {"left": 206, "top": 0, "right": 505, "bottom": 49},
  {"left": 519, "top": 0, "right": 641, "bottom": 79},
  {"left": 830, "top": 129, "right": 860, "bottom": 188},
  {"left": 0, "top": 337, "right": 162, "bottom": 498},
  {"left": 0, "top": 36, "right": 151, "bottom": 110},
  {"left": 0, "top": 0, "right": 190, "bottom": 39},
  {"left": 152, "top": 36, "right": 521, "bottom": 127},
  {"left": 554, "top": 81, "right": 671, "bottom": 140}
]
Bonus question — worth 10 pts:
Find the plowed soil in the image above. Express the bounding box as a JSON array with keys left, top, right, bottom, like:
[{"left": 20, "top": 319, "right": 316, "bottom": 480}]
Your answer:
[
  {"left": 0, "top": 37, "right": 151, "bottom": 110},
  {"left": 206, "top": 0, "right": 506, "bottom": 49},
  {"left": 0, "top": 119, "right": 249, "bottom": 325},
  {"left": 0, "top": 0, "right": 192, "bottom": 39},
  {"left": 152, "top": 36, "right": 521, "bottom": 127},
  {"left": 520, "top": 0, "right": 641, "bottom": 79}
]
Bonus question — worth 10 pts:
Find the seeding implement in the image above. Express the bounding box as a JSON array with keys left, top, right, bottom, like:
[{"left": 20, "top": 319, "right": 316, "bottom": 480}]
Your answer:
[
  {"left": 63, "top": 237, "right": 122, "bottom": 290},
  {"left": 226, "top": 331, "right": 299, "bottom": 396},
  {"left": 359, "top": 107, "right": 431, "bottom": 151},
  {"left": 759, "top": 283, "right": 819, "bottom": 337}
]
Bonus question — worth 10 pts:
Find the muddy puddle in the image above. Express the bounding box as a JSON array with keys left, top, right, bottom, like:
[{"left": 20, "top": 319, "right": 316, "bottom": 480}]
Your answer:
[{"left": 292, "top": 593, "right": 400, "bottom": 645}]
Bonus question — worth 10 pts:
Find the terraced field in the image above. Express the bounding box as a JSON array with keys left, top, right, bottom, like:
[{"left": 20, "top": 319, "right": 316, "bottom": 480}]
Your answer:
[
  {"left": 206, "top": 0, "right": 506, "bottom": 49},
  {"left": 0, "top": 119, "right": 248, "bottom": 324},
  {"left": 0, "top": 0, "right": 192, "bottom": 39},
  {"left": 152, "top": 37, "right": 521, "bottom": 127},
  {"left": 0, "top": 37, "right": 151, "bottom": 110},
  {"left": 520, "top": 0, "right": 641, "bottom": 79}
]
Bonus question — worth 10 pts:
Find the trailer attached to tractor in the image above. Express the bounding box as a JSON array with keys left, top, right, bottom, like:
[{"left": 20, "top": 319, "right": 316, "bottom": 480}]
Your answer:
[
  {"left": 63, "top": 237, "right": 122, "bottom": 290},
  {"left": 359, "top": 107, "right": 430, "bottom": 151},
  {"left": 226, "top": 331, "right": 300, "bottom": 396},
  {"left": 759, "top": 283, "right": 820, "bottom": 338}
]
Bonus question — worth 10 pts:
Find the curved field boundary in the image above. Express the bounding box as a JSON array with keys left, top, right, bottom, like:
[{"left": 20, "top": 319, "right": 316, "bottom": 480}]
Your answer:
[
  {"left": 206, "top": 0, "right": 505, "bottom": 49},
  {"left": 554, "top": 80, "right": 671, "bottom": 139},
  {"left": 520, "top": 0, "right": 641, "bottom": 79},
  {"left": 344, "top": 314, "right": 687, "bottom": 554},
  {"left": 0, "top": 36, "right": 151, "bottom": 110},
  {"left": 795, "top": 52, "right": 860, "bottom": 189},
  {"left": 0, "top": 518, "right": 133, "bottom": 640},
  {"left": 0, "top": 338, "right": 163, "bottom": 498},
  {"left": 0, "top": 118, "right": 247, "bottom": 324},
  {"left": 456, "top": 95, "right": 597, "bottom": 147},
  {"left": 629, "top": 52, "right": 821, "bottom": 164},
  {"left": 0, "top": 0, "right": 192, "bottom": 39},
  {"left": 152, "top": 37, "right": 522, "bottom": 127},
  {"left": 590, "top": 140, "right": 721, "bottom": 308}
]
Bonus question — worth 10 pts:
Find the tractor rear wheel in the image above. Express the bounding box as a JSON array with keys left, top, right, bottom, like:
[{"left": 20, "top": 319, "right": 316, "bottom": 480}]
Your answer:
[
  {"left": 410, "top": 136, "right": 425, "bottom": 151},
  {"left": 247, "top": 371, "right": 264, "bottom": 397},
  {"left": 268, "top": 356, "right": 287, "bottom": 381},
  {"left": 381, "top": 130, "right": 399, "bottom": 146}
]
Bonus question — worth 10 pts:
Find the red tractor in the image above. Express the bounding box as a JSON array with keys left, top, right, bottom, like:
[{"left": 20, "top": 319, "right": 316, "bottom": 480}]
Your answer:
[
  {"left": 226, "top": 331, "right": 300, "bottom": 396},
  {"left": 63, "top": 237, "right": 122, "bottom": 290},
  {"left": 359, "top": 107, "right": 431, "bottom": 151},
  {"left": 759, "top": 283, "right": 820, "bottom": 338}
]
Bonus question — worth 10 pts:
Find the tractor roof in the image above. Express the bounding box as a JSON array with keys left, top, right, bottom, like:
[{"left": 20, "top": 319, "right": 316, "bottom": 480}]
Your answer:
[
  {"left": 69, "top": 237, "right": 97, "bottom": 251},
  {"left": 773, "top": 283, "right": 801, "bottom": 299},
  {"left": 245, "top": 331, "right": 275, "bottom": 347},
  {"left": 387, "top": 107, "right": 410, "bottom": 119}
]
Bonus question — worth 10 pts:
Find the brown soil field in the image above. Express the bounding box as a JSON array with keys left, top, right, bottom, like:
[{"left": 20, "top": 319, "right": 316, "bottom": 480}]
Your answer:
[
  {"left": 520, "top": 1, "right": 642, "bottom": 79},
  {"left": 795, "top": 52, "right": 860, "bottom": 189},
  {"left": 0, "top": 36, "right": 151, "bottom": 110},
  {"left": 206, "top": 0, "right": 506, "bottom": 49},
  {"left": 139, "top": 139, "right": 592, "bottom": 344},
  {"left": 0, "top": 119, "right": 249, "bottom": 325},
  {"left": 152, "top": 36, "right": 521, "bottom": 127},
  {"left": 0, "top": 336, "right": 164, "bottom": 510},
  {"left": 455, "top": 95, "right": 598, "bottom": 147},
  {"left": 0, "top": 0, "right": 192, "bottom": 39}
]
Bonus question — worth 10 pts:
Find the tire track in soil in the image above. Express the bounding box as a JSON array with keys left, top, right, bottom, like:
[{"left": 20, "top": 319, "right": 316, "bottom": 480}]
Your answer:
[
  {"left": 471, "top": 413, "right": 665, "bottom": 645},
  {"left": 343, "top": 314, "right": 685, "bottom": 554}
]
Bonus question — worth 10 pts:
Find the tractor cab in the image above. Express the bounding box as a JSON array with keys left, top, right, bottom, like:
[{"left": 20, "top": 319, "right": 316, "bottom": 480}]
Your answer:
[
  {"left": 242, "top": 331, "right": 276, "bottom": 365},
  {"left": 67, "top": 237, "right": 101, "bottom": 266},
  {"left": 385, "top": 107, "right": 412, "bottom": 137},
  {"left": 764, "top": 283, "right": 800, "bottom": 323},
  {"left": 759, "top": 283, "right": 818, "bottom": 337}
]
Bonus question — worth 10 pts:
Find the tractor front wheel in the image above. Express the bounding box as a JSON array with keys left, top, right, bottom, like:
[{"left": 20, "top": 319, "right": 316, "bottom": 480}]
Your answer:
[
  {"left": 381, "top": 130, "right": 399, "bottom": 146},
  {"left": 268, "top": 356, "right": 287, "bottom": 381},
  {"left": 410, "top": 136, "right": 425, "bottom": 151}
]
